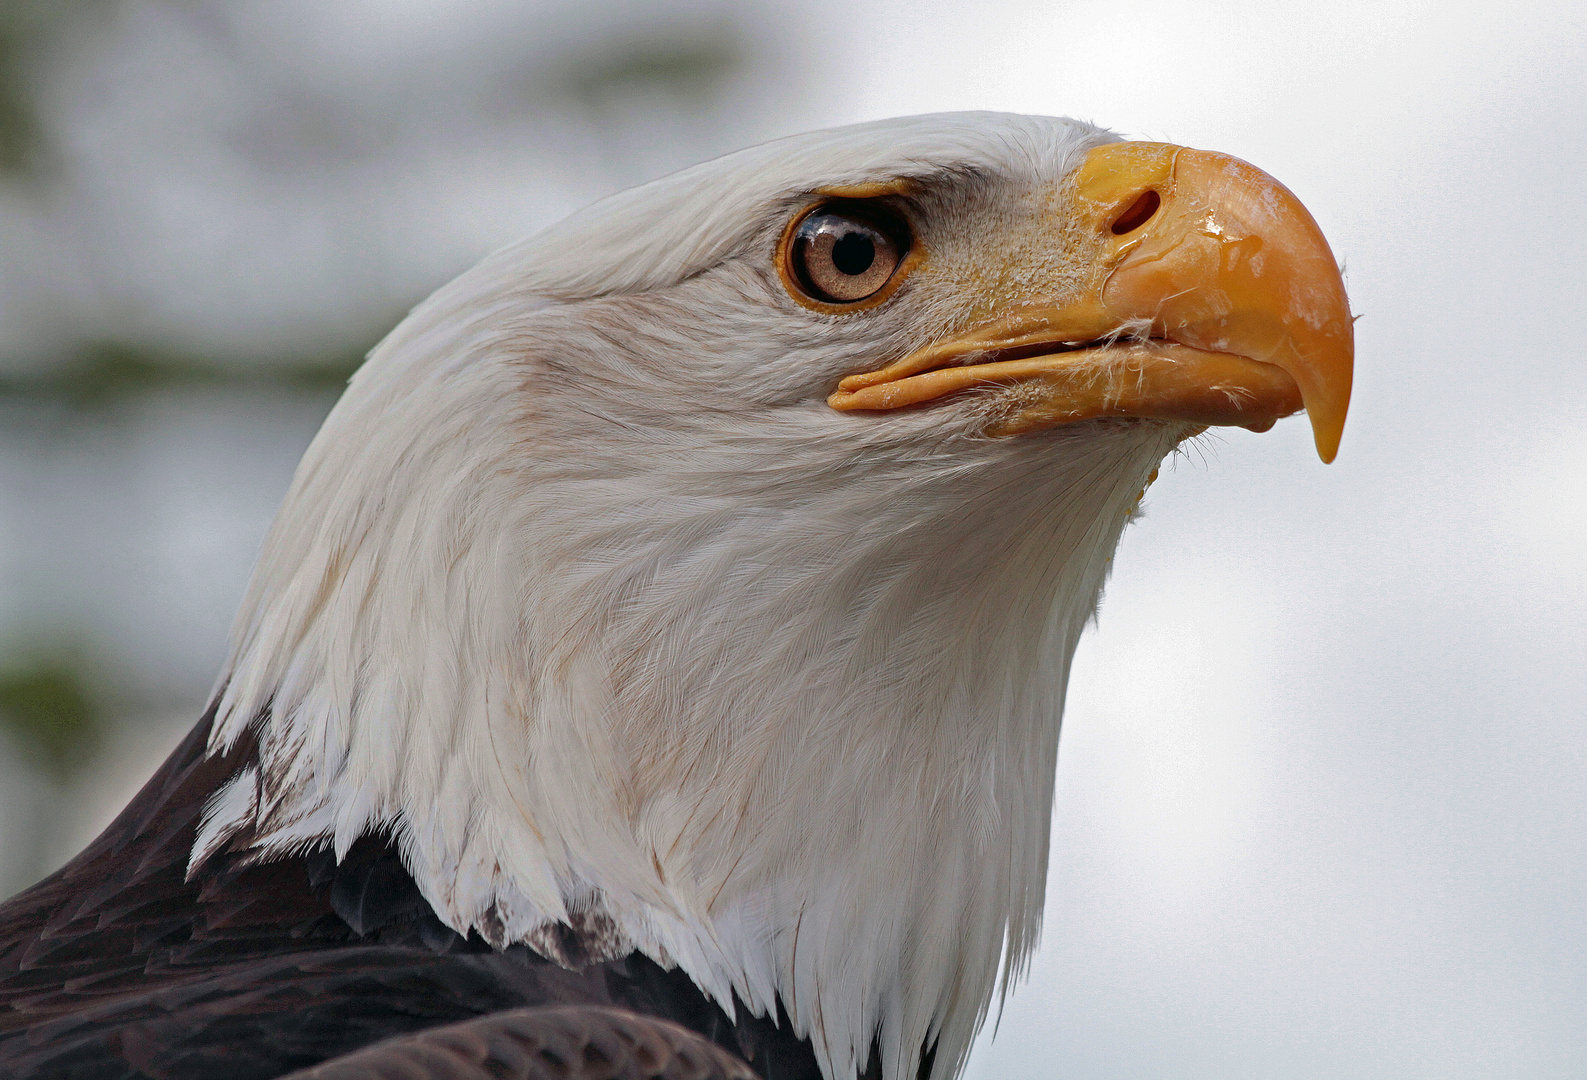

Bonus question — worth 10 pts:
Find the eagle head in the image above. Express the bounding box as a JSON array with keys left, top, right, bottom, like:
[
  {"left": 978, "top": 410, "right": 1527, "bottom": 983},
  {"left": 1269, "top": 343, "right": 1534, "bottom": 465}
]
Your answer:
[{"left": 192, "top": 113, "right": 1351, "bottom": 1080}]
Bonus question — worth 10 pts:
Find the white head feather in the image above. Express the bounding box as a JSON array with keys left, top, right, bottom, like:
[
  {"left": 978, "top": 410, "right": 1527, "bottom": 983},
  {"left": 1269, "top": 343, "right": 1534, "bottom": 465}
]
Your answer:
[{"left": 194, "top": 112, "right": 1195, "bottom": 1080}]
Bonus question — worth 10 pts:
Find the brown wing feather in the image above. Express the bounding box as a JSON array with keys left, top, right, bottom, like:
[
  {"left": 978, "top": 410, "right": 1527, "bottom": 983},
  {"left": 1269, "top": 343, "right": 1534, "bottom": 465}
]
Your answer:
[{"left": 279, "top": 1005, "right": 758, "bottom": 1080}]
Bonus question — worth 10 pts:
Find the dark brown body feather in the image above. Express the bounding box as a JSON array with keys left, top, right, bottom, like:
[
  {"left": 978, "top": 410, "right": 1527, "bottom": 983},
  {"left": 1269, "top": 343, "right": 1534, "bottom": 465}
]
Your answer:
[
  {"left": 278, "top": 1005, "right": 758, "bottom": 1080},
  {"left": 0, "top": 706, "right": 830, "bottom": 1080}
]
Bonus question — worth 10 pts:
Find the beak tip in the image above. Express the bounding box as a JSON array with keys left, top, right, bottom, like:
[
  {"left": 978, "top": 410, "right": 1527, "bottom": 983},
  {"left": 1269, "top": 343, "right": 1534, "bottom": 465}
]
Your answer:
[{"left": 1311, "top": 417, "right": 1344, "bottom": 463}]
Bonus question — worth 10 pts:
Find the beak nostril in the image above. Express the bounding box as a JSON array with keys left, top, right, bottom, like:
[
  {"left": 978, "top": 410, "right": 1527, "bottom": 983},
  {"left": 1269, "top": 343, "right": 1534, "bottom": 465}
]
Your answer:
[{"left": 1110, "top": 189, "right": 1160, "bottom": 235}]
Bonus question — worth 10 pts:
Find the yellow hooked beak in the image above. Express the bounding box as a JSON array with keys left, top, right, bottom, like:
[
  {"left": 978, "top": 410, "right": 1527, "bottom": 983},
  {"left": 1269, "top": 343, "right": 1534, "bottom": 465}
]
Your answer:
[{"left": 827, "top": 142, "right": 1355, "bottom": 462}]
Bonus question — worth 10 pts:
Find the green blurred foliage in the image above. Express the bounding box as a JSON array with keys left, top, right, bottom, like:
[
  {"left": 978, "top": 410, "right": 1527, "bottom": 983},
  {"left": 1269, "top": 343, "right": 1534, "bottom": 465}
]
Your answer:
[
  {"left": 564, "top": 32, "right": 741, "bottom": 104},
  {"left": 0, "top": 340, "right": 369, "bottom": 409},
  {"left": 0, "top": 657, "right": 101, "bottom": 784},
  {"left": 0, "top": 18, "right": 42, "bottom": 175},
  {"left": 0, "top": 0, "right": 104, "bottom": 179}
]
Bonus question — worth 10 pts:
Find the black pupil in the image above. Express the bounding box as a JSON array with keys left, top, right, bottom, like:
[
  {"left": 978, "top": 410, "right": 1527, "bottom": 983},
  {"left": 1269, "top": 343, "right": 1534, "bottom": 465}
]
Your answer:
[{"left": 831, "top": 230, "right": 876, "bottom": 276}]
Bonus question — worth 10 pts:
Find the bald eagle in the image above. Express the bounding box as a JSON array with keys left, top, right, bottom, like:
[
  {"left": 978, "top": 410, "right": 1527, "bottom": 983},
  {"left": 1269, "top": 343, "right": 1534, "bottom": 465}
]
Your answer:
[{"left": 0, "top": 113, "right": 1351, "bottom": 1080}]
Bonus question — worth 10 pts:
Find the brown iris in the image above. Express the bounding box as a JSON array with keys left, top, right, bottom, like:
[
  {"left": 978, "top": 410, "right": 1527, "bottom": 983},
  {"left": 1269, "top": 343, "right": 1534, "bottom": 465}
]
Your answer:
[{"left": 787, "top": 201, "right": 909, "bottom": 305}]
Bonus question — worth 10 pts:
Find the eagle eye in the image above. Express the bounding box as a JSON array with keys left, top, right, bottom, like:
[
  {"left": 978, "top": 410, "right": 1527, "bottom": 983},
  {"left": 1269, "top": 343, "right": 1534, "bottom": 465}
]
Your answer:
[{"left": 785, "top": 201, "right": 911, "bottom": 306}]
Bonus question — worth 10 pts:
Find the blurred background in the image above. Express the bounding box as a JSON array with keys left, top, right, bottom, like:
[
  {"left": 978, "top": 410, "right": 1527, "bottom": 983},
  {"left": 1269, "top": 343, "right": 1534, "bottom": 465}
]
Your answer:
[{"left": 0, "top": 0, "right": 1582, "bottom": 1077}]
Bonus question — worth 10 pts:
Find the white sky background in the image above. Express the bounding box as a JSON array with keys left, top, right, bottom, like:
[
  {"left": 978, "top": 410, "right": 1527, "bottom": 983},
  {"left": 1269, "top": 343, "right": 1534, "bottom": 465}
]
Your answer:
[
  {"left": 802, "top": 2, "right": 1587, "bottom": 1078},
  {"left": 0, "top": 0, "right": 1582, "bottom": 1077}
]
